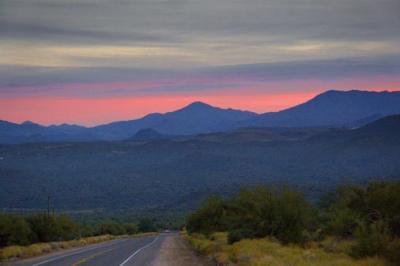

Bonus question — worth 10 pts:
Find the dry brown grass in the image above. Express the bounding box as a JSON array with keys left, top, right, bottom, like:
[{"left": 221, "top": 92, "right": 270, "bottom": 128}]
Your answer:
[
  {"left": 0, "top": 235, "right": 118, "bottom": 261},
  {"left": 183, "top": 232, "right": 387, "bottom": 266}
]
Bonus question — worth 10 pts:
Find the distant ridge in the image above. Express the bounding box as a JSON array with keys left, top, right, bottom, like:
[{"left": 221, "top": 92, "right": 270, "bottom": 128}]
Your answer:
[
  {"left": 90, "top": 101, "right": 257, "bottom": 139},
  {"left": 242, "top": 90, "right": 400, "bottom": 128},
  {"left": 1, "top": 90, "right": 400, "bottom": 143},
  {"left": 1, "top": 113, "right": 400, "bottom": 212},
  {"left": 129, "top": 128, "right": 170, "bottom": 141},
  {"left": 354, "top": 114, "right": 400, "bottom": 137}
]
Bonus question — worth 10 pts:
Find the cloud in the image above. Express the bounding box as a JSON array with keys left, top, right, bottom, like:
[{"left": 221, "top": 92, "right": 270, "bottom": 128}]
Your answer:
[
  {"left": 1, "top": 0, "right": 399, "bottom": 57},
  {"left": 0, "top": 0, "right": 399, "bottom": 99},
  {"left": 0, "top": 54, "right": 399, "bottom": 99}
]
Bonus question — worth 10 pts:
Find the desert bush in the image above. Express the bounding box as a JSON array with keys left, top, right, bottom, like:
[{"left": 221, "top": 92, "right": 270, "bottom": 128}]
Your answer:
[
  {"left": 137, "top": 218, "right": 157, "bottom": 233},
  {"left": 124, "top": 223, "right": 138, "bottom": 235},
  {"left": 96, "top": 221, "right": 126, "bottom": 235},
  {"left": 228, "top": 228, "right": 255, "bottom": 244},
  {"left": 187, "top": 186, "right": 315, "bottom": 244},
  {"left": 327, "top": 208, "right": 361, "bottom": 237},
  {"left": 351, "top": 220, "right": 390, "bottom": 258},
  {"left": 385, "top": 238, "right": 400, "bottom": 265},
  {"left": 0, "top": 214, "right": 33, "bottom": 247},
  {"left": 186, "top": 196, "right": 227, "bottom": 235}
]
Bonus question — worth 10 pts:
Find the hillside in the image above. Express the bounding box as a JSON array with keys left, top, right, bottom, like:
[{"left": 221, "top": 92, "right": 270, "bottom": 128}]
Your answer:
[
  {"left": 0, "top": 115, "right": 399, "bottom": 214},
  {"left": 129, "top": 128, "right": 172, "bottom": 141},
  {"left": 0, "top": 120, "right": 91, "bottom": 144},
  {"left": 243, "top": 90, "right": 400, "bottom": 127},
  {"left": 90, "top": 101, "right": 257, "bottom": 139}
]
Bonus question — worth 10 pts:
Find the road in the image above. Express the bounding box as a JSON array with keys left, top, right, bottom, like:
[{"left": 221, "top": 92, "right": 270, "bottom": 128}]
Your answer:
[{"left": 6, "top": 233, "right": 199, "bottom": 266}]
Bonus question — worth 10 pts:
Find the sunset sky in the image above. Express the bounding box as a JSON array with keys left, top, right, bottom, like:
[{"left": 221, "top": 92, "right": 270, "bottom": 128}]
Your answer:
[{"left": 1, "top": 0, "right": 399, "bottom": 126}]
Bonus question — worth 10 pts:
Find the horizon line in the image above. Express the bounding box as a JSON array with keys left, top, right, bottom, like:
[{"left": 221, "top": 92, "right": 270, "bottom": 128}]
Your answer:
[{"left": 1, "top": 89, "right": 399, "bottom": 127}]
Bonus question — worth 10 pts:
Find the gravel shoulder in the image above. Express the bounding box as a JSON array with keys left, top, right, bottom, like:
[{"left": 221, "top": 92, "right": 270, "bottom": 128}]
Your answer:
[{"left": 151, "top": 233, "right": 213, "bottom": 266}]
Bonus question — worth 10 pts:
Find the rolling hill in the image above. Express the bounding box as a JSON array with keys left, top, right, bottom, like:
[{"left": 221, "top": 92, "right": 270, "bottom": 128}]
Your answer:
[
  {"left": 242, "top": 90, "right": 400, "bottom": 128},
  {"left": 0, "top": 120, "right": 91, "bottom": 144},
  {"left": 90, "top": 101, "right": 257, "bottom": 139},
  {"left": 0, "top": 115, "right": 399, "bottom": 214}
]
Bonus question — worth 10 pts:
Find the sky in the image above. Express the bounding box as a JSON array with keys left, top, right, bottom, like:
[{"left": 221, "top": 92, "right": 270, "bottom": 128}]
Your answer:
[{"left": 0, "top": 0, "right": 399, "bottom": 126}]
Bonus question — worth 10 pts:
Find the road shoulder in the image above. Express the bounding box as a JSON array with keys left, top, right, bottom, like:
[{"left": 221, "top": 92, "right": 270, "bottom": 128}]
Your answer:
[{"left": 151, "top": 233, "right": 213, "bottom": 266}]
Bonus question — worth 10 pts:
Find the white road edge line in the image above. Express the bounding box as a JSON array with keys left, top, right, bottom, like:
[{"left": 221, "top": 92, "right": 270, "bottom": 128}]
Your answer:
[
  {"left": 119, "top": 235, "right": 160, "bottom": 266},
  {"left": 31, "top": 239, "right": 128, "bottom": 266}
]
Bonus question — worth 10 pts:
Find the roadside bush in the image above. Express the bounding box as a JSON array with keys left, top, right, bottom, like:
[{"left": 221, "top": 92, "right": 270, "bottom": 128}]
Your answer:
[
  {"left": 187, "top": 186, "right": 315, "bottom": 244},
  {"left": 55, "top": 215, "right": 78, "bottom": 240},
  {"left": 137, "top": 218, "right": 157, "bottom": 233},
  {"left": 351, "top": 220, "right": 391, "bottom": 258},
  {"left": 124, "top": 223, "right": 138, "bottom": 235},
  {"left": 228, "top": 228, "right": 255, "bottom": 244},
  {"left": 96, "top": 221, "right": 126, "bottom": 235},
  {"left": 327, "top": 208, "right": 361, "bottom": 237},
  {"left": 366, "top": 182, "right": 400, "bottom": 236},
  {"left": 186, "top": 196, "right": 227, "bottom": 235},
  {"left": 27, "top": 214, "right": 61, "bottom": 242},
  {"left": 0, "top": 214, "right": 33, "bottom": 247},
  {"left": 323, "top": 182, "right": 400, "bottom": 238},
  {"left": 385, "top": 238, "right": 400, "bottom": 265},
  {"left": 272, "top": 188, "right": 315, "bottom": 244}
]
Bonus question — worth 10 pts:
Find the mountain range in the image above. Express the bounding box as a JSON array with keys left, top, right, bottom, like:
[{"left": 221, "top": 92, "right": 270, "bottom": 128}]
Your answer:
[
  {"left": 1, "top": 90, "right": 400, "bottom": 144},
  {"left": 1, "top": 114, "right": 399, "bottom": 214}
]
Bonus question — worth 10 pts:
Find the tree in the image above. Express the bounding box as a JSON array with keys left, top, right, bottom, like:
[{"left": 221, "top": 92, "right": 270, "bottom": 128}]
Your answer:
[
  {"left": 138, "top": 218, "right": 157, "bottom": 233},
  {"left": 186, "top": 196, "right": 227, "bottom": 235},
  {"left": 0, "top": 214, "right": 33, "bottom": 246}
]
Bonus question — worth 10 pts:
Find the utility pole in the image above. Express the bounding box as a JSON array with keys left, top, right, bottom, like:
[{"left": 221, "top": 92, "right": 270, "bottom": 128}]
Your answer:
[
  {"left": 47, "top": 195, "right": 51, "bottom": 219},
  {"left": 45, "top": 195, "right": 51, "bottom": 242}
]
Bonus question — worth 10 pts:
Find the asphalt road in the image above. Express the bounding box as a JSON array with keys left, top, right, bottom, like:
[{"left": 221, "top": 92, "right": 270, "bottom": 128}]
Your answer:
[{"left": 10, "top": 234, "right": 166, "bottom": 266}]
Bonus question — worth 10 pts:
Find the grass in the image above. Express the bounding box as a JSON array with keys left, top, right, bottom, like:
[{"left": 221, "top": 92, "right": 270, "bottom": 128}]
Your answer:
[
  {"left": 183, "top": 232, "right": 387, "bottom": 266},
  {"left": 0, "top": 235, "right": 118, "bottom": 261}
]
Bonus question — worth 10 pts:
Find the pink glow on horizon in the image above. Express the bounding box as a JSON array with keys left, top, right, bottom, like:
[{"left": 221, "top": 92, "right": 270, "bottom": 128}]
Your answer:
[
  {"left": 0, "top": 75, "right": 399, "bottom": 126},
  {"left": 0, "top": 92, "right": 316, "bottom": 126}
]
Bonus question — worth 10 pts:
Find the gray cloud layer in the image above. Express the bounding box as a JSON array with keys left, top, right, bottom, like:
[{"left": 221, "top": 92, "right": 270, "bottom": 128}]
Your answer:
[
  {"left": 1, "top": 54, "right": 399, "bottom": 97},
  {"left": 2, "top": 0, "right": 399, "bottom": 43},
  {"left": 0, "top": 0, "right": 399, "bottom": 94}
]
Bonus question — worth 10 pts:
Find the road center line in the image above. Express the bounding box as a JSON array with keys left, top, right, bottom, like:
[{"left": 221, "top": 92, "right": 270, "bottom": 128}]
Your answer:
[
  {"left": 71, "top": 247, "right": 115, "bottom": 266},
  {"left": 31, "top": 239, "right": 128, "bottom": 266},
  {"left": 119, "top": 236, "right": 160, "bottom": 266}
]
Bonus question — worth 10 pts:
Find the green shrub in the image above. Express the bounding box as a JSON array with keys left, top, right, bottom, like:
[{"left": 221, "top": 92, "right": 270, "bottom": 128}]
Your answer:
[
  {"left": 351, "top": 220, "right": 390, "bottom": 258},
  {"left": 97, "top": 221, "right": 126, "bottom": 235},
  {"left": 385, "top": 238, "right": 400, "bottom": 265},
  {"left": 0, "top": 214, "right": 33, "bottom": 247},
  {"left": 187, "top": 186, "right": 315, "bottom": 244},
  {"left": 124, "top": 223, "right": 138, "bottom": 235},
  {"left": 327, "top": 208, "right": 361, "bottom": 237},
  {"left": 186, "top": 196, "right": 227, "bottom": 235},
  {"left": 137, "top": 218, "right": 157, "bottom": 233},
  {"left": 272, "top": 188, "right": 315, "bottom": 244},
  {"left": 228, "top": 228, "right": 255, "bottom": 244}
]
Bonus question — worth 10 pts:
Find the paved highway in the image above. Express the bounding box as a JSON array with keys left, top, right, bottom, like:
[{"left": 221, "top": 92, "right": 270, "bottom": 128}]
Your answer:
[{"left": 10, "top": 234, "right": 166, "bottom": 266}]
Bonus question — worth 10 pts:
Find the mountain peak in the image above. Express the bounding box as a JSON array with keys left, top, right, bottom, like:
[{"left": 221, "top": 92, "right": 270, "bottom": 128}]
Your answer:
[
  {"left": 21, "top": 120, "right": 36, "bottom": 125},
  {"left": 184, "top": 101, "right": 213, "bottom": 109},
  {"left": 21, "top": 120, "right": 41, "bottom": 127},
  {"left": 131, "top": 128, "right": 166, "bottom": 140}
]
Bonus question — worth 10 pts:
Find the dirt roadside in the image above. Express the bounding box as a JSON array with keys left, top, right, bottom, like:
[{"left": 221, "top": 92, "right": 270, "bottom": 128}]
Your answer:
[{"left": 151, "top": 233, "right": 214, "bottom": 266}]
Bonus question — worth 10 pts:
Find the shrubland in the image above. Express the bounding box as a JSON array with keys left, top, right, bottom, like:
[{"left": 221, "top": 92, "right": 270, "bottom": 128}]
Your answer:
[
  {"left": 186, "top": 181, "right": 400, "bottom": 265},
  {"left": 0, "top": 213, "right": 158, "bottom": 260}
]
